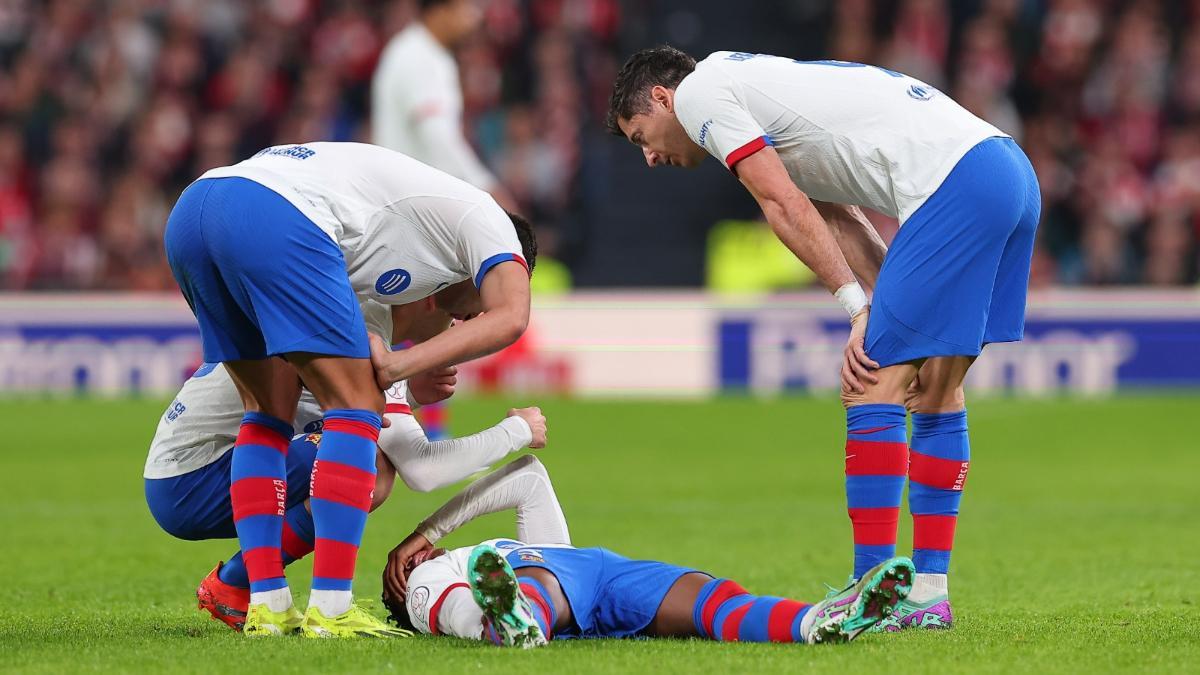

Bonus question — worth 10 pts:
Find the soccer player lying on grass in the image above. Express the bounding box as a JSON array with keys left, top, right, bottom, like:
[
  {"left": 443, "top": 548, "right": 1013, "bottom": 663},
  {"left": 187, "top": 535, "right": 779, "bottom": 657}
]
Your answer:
[
  {"left": 380, "top": 456, "right": 914, "bottom": 647},
  {"left": 144, "top": 295, "right": 547, "bottom": 636}
]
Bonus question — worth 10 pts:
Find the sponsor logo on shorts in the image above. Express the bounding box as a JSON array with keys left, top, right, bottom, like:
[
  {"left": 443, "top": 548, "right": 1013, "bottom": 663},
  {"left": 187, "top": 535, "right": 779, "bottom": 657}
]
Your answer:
[
  {"left": 375, "top": 269, "right": 412, "bottom": 295},
  {"left": 303, "top": 420, "right": 323, "bottom": 433},
  {"left": 518, "top": 549, "right": 545, "bottom": 564}
]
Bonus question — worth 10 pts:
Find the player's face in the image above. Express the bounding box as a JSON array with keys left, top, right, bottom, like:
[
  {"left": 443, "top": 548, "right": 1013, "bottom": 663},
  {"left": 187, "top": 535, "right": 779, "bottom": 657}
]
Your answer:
[
  {"left": 433, "top": 280, "right": 483, "bottom": 321},
  {"left": 442, "top": 0, "right": 483, "bottom": 45},
  {"left": 618, "top": 87, "right": 707, "bottom": 169}
]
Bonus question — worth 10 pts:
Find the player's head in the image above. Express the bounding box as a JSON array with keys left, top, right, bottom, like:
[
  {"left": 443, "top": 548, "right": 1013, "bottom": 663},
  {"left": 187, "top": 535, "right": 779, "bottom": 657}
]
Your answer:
[
  {"left": 606, "top": 45, "right": 706, "bottom": 169},
  {"left": 382, "top": 547, "right": 451, "bottom": 634},
  {"left": 419, "top": 0, "right": 482, "bottom": 47}
]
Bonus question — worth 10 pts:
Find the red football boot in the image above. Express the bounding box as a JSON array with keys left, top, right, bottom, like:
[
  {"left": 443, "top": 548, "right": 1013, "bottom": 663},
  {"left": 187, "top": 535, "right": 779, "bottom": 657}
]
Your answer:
[{"left": 196, "top": 562, "right": 250, "bottom": 631}]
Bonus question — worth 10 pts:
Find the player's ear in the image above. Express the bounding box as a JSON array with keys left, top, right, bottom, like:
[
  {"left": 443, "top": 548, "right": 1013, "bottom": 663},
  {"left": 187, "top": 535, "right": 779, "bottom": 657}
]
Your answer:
[{"left": 650, "top": 85, "right": 674, "bottom": 112}]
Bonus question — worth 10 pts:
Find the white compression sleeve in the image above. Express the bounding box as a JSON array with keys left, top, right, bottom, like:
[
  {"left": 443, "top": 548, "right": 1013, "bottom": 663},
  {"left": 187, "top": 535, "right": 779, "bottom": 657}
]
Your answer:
[
  {"left": 378, "top": 413, "right": 532, "bottom": 493},
  {"left": 416, "top": 455, "right": 571, "bottom": 546}
]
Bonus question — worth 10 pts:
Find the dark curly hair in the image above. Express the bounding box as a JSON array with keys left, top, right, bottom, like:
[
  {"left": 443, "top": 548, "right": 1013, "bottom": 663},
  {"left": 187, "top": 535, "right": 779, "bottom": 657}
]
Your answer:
[
  {"left": 605, "top": 45, "right": 697, "bottom": 136},
  {"left": 507, "top": 211, "right": 537, "bottom": 274},
  {"left": 383, "top": 591, "right": 416, "bottom": 633}
]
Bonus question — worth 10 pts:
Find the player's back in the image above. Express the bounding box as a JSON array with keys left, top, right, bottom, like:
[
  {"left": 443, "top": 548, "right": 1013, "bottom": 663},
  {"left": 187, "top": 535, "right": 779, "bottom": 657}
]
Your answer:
[
  {"left": 677, "top": 52, "right": 1005, "bottom": 221},
  {"left": 144, "top": 363, "right": 323, "bottom": 479},
  {"left": 198, "top": 142, "right": 521, "bottom": 306}
]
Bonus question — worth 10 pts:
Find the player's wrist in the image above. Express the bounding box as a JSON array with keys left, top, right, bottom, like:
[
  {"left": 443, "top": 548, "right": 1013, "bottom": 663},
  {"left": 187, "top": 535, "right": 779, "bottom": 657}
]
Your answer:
[{"left": 835, "top": 281, "right": 870, "bottom": 320}]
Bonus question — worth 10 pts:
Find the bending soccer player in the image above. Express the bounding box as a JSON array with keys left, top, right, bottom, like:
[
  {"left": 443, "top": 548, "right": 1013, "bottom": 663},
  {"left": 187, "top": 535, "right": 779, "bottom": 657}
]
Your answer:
[
  {"left": 380, "top": 456, "right": 914, "bottom": 646},
  {"left": 607, "top": 47, "right": 1041, "bottom": 630},
  {"left": 162, "top": 143, "right": 537, "bottom": 637},
  {"left": 145, "top": 298, "right": 547, "bottom": 635}
]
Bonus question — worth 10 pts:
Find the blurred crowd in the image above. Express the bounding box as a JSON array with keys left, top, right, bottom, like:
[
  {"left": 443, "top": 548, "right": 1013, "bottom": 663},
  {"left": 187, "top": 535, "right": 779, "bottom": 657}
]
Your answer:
[{"left": 0, "top": 0, "right": 1198, "bottom": 290}]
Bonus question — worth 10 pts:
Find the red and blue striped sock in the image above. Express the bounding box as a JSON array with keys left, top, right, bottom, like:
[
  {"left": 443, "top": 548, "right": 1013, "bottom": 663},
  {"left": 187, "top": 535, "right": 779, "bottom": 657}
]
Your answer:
[
  {"left": 909, "top": 410, "right": 970, "bottom": 575},
  {"left": 518, "top": 579, "right": 556, "bottom": 639},
  {"left": 692, "top": 578, "right": 812, "bottom": 642},
  {"left": 229, "top": 412, "right": 293, "bottom": 601},
  {"left": 308, "top": 408, "right": 380, "bottom": 616},
  {"left": 219, "top": 502, "right": 315, "bottom": 589},
  {"left": 845, "top": 404, "right": 909, "bottom": 579}
]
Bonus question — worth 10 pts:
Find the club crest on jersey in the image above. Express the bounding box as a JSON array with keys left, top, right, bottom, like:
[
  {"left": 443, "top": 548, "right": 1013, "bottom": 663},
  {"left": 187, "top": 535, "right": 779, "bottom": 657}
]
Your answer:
[
  {"left": 408, "top": 586, "right": 430, "bottom": 625},
  {"left": 908, "top": 84, "right": 936, "bottom": 101},
  {"left": 375, "top": 268, "right": 412, "bottom": 295}
]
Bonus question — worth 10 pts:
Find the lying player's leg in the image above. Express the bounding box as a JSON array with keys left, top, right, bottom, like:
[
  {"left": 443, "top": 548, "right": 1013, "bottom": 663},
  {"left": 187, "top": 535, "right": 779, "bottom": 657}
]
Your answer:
[{"left": 650, "top": 559, "right": 914, "bottom": 644}]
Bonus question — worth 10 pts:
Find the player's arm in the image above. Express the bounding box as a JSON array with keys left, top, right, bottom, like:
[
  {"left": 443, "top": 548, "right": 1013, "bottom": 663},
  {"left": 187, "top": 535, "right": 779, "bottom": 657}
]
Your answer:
[
  {"left": 379, "top": 404, "right": 546, "bottom": 493},
  {"left": 382, "top": 455, "right": 570, "bottom": 599},
  {"left": 811, "top": 200, "right": 888, "bottom": 294},
  {"left": 735, "top": 148, "right": 879, "bottom": 389},
  {"left": 372, "top": 261, "right": 530, "bottom": 386}
]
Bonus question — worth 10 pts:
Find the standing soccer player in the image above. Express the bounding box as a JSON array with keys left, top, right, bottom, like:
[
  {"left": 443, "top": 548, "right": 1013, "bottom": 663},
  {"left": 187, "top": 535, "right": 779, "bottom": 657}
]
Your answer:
[
  {"left": 372, "top": 0, "right": 513, "bottom": 209},
  {"left": 163, "top": 141, "right": 536, "bottom": 637},
  {"left": 606, "top": 47, "right": 1040, "bottom": 629},
  {"left": 372, "top": 0, "right": 516, "bottom": 439}
]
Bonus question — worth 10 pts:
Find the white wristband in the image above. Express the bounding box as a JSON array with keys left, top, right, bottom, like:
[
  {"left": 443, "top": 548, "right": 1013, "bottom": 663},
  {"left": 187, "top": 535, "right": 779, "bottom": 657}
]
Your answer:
[{"left": 835, "top": 281, "right": 869, "bottom": 319}]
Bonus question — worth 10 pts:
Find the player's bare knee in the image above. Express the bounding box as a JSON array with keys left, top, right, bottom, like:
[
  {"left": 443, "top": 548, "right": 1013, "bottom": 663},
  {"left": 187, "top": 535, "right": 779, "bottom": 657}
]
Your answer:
[{"left": 371, "top": 452, "right": 396, "bottom": 510}]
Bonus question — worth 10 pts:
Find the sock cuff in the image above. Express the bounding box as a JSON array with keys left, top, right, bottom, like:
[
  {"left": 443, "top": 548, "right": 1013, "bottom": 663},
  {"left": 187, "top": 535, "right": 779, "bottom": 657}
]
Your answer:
[
  {"left": 693, "top": 578, "right": 749, "bottom": 639},
  {"left": 324, "top": 408, "right": 382, "bottom": 428},
  {"left": 912, "top": 409, "right": 968, "bottom": 434},
  {"left": 846, "top": 403, "right": 906, "bottom": 429},
  {"left": 518, "top": 578, "right": 557, "bottom": 635},
  {"left": 241, "top": 412, "right": 295, "bottom": 440}
]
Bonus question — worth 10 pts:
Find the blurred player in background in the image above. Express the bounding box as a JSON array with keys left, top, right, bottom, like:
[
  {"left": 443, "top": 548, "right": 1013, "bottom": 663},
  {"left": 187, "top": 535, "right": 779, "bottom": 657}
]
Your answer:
[
  {"left": 608, "top": 47, "right": 1041, "bottom": 630},
  {"left": 162, "top": 141, "right": 535, "bottom": 637},
  {"left": 372, "top": 0, "right": 518, "bottom": 442},
  {"left": 380, "top": 456, "right": 914, "bottom": 647},
  {"left": 144, "top": 298, "right": 548, "bottom": 634}
]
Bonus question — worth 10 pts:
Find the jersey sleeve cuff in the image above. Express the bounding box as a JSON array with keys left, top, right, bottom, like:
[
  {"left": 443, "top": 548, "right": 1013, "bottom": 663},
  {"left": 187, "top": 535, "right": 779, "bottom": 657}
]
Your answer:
[
  {"left": 725, "top": 135, "right": 774, "bottom": 173},
  {"left": 474, "top": 253, "right": 529, "bottom": 288}
]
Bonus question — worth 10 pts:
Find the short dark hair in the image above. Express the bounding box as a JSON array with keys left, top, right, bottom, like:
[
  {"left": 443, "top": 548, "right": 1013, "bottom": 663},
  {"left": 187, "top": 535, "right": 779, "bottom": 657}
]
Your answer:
[
  {"left": 383, "top": 591, "right": 416, "bottom": 633},
  {"left": 605, "top": 45, "right": 697, "bottom": 136},
  {"left": 419, "top": 0, "right": 452, "bottom": 11},
  {"left": 508, "top": 211, "right": 538, "bottom": 274}
]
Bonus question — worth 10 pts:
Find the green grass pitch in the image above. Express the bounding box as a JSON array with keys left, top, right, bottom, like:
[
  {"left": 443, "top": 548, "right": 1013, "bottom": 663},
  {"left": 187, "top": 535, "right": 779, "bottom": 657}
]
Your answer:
[{"left": 1, "top": 395, "right": 1198, "bottom": 673}]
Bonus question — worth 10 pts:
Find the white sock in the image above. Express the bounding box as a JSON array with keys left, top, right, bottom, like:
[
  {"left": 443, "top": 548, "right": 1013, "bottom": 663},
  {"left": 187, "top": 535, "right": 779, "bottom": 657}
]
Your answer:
[
  {"left": 909, "top": 573, "right": 948, "bottom": 602},
  {"left": 250, "top": 587, "right": 293, "bottom": 613},
  {"left": 309, "top": 589, "right": 352, "bottom": 617}
]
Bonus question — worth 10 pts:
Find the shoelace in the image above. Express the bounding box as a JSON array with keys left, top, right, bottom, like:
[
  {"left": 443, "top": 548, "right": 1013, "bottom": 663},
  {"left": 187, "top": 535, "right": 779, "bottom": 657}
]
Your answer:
[{"left": 823, "top": 575, "right": 858, "bottom": 600}]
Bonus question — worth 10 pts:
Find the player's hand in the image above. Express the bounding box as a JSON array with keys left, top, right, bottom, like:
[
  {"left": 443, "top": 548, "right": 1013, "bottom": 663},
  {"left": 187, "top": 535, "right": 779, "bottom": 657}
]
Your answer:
[
  {"left": 369, "top": 332, "right": 395, "bottom": 390},
  {"left": 384, "top": 531, "right": 433, "bottom": 601},
  {"left": 408, "top": 366, "right": 458, "bottom": 406},
  {"left": 841, "top": 308, "right": 879, "bottom": 393},
  {"left": 507, "top": 407, "right": 547, "bottom": 449}
]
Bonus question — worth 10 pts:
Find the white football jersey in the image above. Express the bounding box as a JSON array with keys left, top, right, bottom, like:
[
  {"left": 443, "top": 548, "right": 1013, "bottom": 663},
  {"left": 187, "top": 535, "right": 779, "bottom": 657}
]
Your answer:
[
  {"left": 674, "top": 52, "right": 1006, "bottom": 222},
  {"left": 371, "top": 23, "right": 497, "bottom": 190},
  {"left": 144, "top": 301, "right": 400, "bottom": 479},
  {"left": 198, "top": 142, "right": 526, "bottom": 305},
  {"left": 143, "top": 366, "right": 413, "bottom": 479}
]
